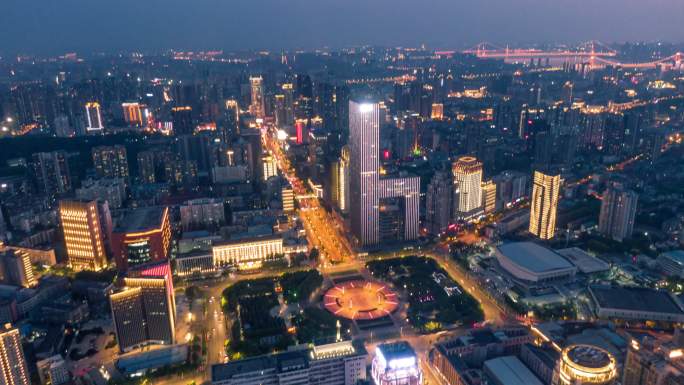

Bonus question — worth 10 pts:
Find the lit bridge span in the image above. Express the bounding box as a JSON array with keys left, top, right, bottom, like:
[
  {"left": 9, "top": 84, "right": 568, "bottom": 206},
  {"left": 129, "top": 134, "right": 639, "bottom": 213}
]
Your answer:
[{"left": 454, "top": 41, "right": 683, "bottom": 69}]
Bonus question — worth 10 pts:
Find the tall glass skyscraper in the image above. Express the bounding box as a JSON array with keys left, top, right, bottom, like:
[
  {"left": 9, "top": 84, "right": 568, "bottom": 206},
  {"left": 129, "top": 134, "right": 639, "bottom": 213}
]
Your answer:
[{"left": 349, "top": 100, "right": 419, "bottom": 246}]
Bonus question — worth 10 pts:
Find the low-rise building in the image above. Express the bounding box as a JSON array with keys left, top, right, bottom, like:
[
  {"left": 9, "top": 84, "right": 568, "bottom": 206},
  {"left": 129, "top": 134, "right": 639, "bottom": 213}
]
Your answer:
[{"left": 589, "top": 285, "right": 684, "bottom": 324}]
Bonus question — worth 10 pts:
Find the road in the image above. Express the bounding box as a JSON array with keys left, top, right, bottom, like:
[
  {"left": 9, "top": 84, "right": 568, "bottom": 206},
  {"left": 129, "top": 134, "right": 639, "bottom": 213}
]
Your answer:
[{"left": 263, "top": 130, "right": 354, "bottom": 264}]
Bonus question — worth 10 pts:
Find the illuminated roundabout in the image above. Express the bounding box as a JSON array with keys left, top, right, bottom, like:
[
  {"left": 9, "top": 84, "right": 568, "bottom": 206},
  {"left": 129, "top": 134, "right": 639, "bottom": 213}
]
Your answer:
[{"left": 324, "top": 280, "right": 399, "bottom": 320}]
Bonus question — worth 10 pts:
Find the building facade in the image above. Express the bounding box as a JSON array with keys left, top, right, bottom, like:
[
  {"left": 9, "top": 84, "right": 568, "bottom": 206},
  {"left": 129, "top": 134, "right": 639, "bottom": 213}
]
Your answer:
[
  {"left": 59, "top": 200, "right": 108, "bottom": 271},
  {"left": 452, "top": 156, "right": 484, "bottom": 222},
  {"left": 598, "top": 185, "right": 638, "bottom": 242},
  {"left": 0, "top": 324, "right": 30, "bottom": 385},
  {"left": 348, "top": 100, "right": 419, "bottom": 246},
  {"left": 111, "top": 207, "right": 172, "bottom": 271},
  {"left": 92, "top": 145, "right": 129, "bottom": 180},
  {"left": 529, "top": 171, "right": 561, "bottom": 240}
]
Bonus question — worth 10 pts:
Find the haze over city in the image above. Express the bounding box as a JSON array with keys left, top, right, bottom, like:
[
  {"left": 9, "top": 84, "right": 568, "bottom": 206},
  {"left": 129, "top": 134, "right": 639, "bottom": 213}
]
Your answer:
[{"left": 2, "top": 0, "right": 684, "bottom": 54}]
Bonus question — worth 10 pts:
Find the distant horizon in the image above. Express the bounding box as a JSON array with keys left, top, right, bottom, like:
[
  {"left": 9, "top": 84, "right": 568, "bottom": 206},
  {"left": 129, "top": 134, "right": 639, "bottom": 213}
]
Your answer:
[{"left": 2, "top": 0, "right": 684, "bottom": 55}]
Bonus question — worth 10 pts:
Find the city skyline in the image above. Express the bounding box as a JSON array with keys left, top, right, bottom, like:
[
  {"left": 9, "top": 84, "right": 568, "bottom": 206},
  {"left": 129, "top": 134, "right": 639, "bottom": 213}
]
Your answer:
[{"left": 2, "top": 0, "right": 684, "bottom": 55}]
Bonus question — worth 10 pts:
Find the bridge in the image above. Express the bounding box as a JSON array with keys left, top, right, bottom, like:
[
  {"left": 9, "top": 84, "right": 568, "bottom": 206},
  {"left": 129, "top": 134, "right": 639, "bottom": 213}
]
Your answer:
[{"left": 460, "top": 41, "right": 683, "bottom": 69}]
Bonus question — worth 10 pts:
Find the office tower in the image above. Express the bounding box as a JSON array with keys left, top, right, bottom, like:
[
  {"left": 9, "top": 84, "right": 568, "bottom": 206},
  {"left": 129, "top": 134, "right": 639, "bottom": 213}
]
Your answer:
[
  {"left": 493, "top": 171, "right": 528, "bottom": 210},
  {"left": 110, "top": 262, "right": 175, "bottom": 352},
  {"left": 85, "top": 102, "right": 104, "bottom": 132},
  {"left": 431, "top": 103, "right": 444, "bottom": 120},
  {"left": 274, "top": 94, "right": 286, "bottom": 127},
  {"left": 529, "top": 170, "right": 561, "bottom": 240},
  {"left": 552, "top": 345, "right": 617, "bottom": 385},
  {"left": 92, "top": 145, "right": 129, "bottom": 180},
  {"left": 180, "top": 198, "right": 226, "bottom": 232},
  {"left": 331, "top": 146, "right": 350, "bottom": 213},
  {"left": 282, "top": 83, "right": 295, "bottom": 127},
  {"left": 249, "top": 76, "right": 265, "bottom": 119},
  {"left": 0, "top": 324, "right": 30, "bottom": 385},
  {"left": 349, "top": 100, "right": 419, "bottom": 246},
  {"left": 59, "top": 200, "right": 108, "bottom": 271},
  {"left": 222, "top": 99, "right": 240, "bottom": 140},
  {"left": 111, "top": 207, "right": 171, "bottom": 271},
  {"left": 0, "top": 250, "right": 36, "bottom": 288},
  {"left": 171, "top": 106, "right": 193, "bottom": 135},
  {"left": 482, "top": 180, "right": 497, "bottom": 215},
  {"left": 240, "top": 129, "right": 263, "bottom": 182},
  {"left": 282, "top": 186, "right": 295, "bottom": 214},
  {"left": 599, "top": 185, "right": 638, "bottom": 242},
  {"left": 137, "top": 151, "right": 157, "bottom": 183},
  {"left": 31, "top": 151, "right": 72, "bottom": 196},
  {"left": 262, "top": 154, "right": 278, "bottom": 181},
  {"left": 452, "top": 156, "right": 484, "bottom": 222},
  {"left": 372, "top": 342, "right": 422, "bottom": 385},
  {"left": 122, "top": 102, "right": 143, "bottom": 126},
  {"left": 579, "top": 109, "right": 607, "bottom": 150},
  {"left": 425, "top": 171, "right": 452, "bottom": 235}
]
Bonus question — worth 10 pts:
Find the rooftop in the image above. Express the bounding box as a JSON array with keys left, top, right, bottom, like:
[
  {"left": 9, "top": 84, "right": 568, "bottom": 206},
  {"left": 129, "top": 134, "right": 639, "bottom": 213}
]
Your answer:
[
  {"left": 661, "top": 250, "right": 684, "bottom": 265},
  {"left": 483, "top": 356, "right": 544, "bottom": 385},
  {"left": 590, "top": 286, "right": 684, "bottom": 315},
  {"left": 377, "top": 341, "right": 417, "bottom": 362},
  {"left": 115, "top": 207, "right": 167, "bottom": 233},
  {"left": 565, "top": 345, "right": 612, "bottom": 368},
  {"left": 498, "top": 242, "right": 574, "bottom": 273}
]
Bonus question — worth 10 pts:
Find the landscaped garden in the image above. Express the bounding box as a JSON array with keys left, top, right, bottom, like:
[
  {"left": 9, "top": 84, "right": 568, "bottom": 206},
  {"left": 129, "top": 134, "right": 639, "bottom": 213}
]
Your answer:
[{"left": 366, "top": 256, "right": 483, "bottom": 332}]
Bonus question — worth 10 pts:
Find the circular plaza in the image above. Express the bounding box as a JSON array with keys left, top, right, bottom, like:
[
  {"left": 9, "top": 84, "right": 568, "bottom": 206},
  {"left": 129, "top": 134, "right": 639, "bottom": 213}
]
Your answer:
[{"left": 324, "top": 280, "right": 399, "bottom": 320}]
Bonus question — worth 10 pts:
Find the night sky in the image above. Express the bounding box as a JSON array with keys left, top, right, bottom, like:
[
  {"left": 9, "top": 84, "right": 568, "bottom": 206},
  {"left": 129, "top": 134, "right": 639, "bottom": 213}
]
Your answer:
[{"left": 2, "top": 0, "right": 683, "bottom": 54}]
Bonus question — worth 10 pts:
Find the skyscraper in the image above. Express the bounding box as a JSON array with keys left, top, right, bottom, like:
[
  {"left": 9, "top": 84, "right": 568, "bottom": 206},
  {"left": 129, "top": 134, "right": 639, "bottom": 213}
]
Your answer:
[
  {"left": 92, "top": 145, "right": 129, "bottom": 180},
  {"left": 171, "top": 106, "right": 194, "bottom": 136},
  {"left": 0, "top": 250, "right": 36, "bottom": 288},
  {"left": 85, "top": 102, "right": 104, "bottom": 132},
  {"left": 331, "top": 146, "right": 350, "bottom": 213},
  {"left": 599, "top": 185, "right": 638, "bottom": 242},
  {"left": 122, "top": 102, "right": 143, "bottom": 126},
  {"left": 110, "top": 262, "right": 176, "bottom": 352},
  {"left": 282, "top": 83, "right": 295, "bottom": 127},
  {"left": 529, "top": 170, "right": 561, "bottom": 240},
  {"left": 32, "top": 151, "right": 72, "bottom": 196},
  {"left": 0, "top": 324, "right": 30, "bottom": 385},
  {"left": 426, "top": 171, "right": 452, "bottom": 235},
  {"left": 452, "top": 156, "right": 484, "bottom": 222},
  {"left": 222, "top": 99, "right": 240, "bottom": 141},
  {"left": 249, "top": 76, "right": 265, "bottom": 119},
  {"left": 349, "top": 100, "right": 419, "bottom": 246},
  {"left": 59, "top": 200, "right": 108, "bottom": 271},
  {"left": 481, "top": 180, "right": 497, "bottom": 215}
]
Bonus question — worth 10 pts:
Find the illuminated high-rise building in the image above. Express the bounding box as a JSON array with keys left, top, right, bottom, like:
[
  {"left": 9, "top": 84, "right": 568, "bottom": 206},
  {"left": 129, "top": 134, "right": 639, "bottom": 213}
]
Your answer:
[
  {"left": 282, "top": 83, "right": 295, "bottom": 126},
  {"left": 85, "top": 102, "right": 104, "bottom": 132},
  {"left": 431, "top": 103, "right": 444, "bottom": 120},
  {"left": 249, "top": 76, "right": 265, "bottom": 119},
  {"left": 92, "top": 145, "right": 129, "bottom": 180},
  {"left": 331, "top": 146, "right": 350, "bottom": 213},
  {"left": 111, "top": 207, "right": 172, "bottom": 271},
  {"left": 274, "top": 94, "right": 287, "bottom": 127},
  {"left": 110, "top": 262, "right": 175, "bottom": 353},
  {"left": 425, "top": 171, "right": 452, "bottom": 235},
  {"left": 222, "top": 99, "right": 240, "bottom": 140},
  {"left": 122, "top": 102, "right": 143, "bottom": 126},
  {"left": 0, "top": 250, "right": 36, "bottom": 288},
  {"left": 282, "top": 186, "right": 295, "bottom": 214},
  {"left": 598, "top": 185, "right": 638, "bottom": 242},
  {"left": 171, "top": 106, "right": 193, "bottom": 135},
  {"left": 0, "top": 324, "right": 30, "bottom": 385},
  {"left": 452, "top": 156, "right": 484, "bottom": 222},
  {"left": 59, "top": 200, "right": 108, "bottom": 271},
  {"left": 482, "top": 180, "right": 497, "bottom": 215},
  {"left": 262, "top": 153, "right": 278, "bottom": 181},
  {"left": 349, "top": 100, "right": 419, "bottom": 246},
  {"left": 529, "top": 170, "right": 561, "bottom": 240}
]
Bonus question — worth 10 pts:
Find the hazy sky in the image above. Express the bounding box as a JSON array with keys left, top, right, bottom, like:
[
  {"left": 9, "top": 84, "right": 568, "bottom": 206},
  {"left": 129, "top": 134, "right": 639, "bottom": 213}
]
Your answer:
[{"left": 2, "top": 0, "right": 683, "bottom": 54}]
